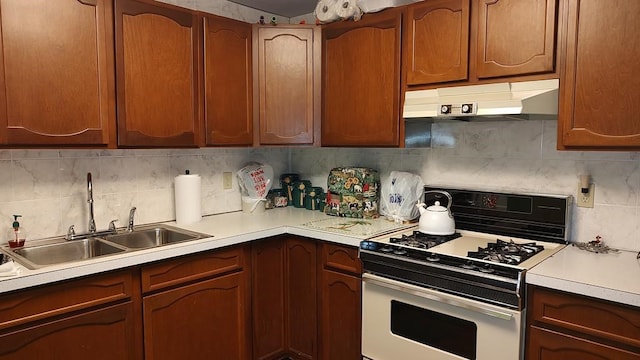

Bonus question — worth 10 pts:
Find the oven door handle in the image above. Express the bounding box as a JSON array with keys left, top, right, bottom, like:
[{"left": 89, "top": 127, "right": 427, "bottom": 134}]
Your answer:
[{"left": 363, "top": 273, "right": 516, "bottom": 321}]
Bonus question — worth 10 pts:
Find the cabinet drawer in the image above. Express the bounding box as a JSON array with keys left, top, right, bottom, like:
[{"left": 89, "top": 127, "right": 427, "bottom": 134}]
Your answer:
[
  {"left": 0, "top": 270, "right": 133, "bottom": 331},
  {"left": 527, "top": 325, "right": 640, "bottom": 359},
  {"left": 321, "top": 243, "right": 361, "bottom": 276},
  {"left": 530, "top": 286, "right": 640, "bottom": 348},
  {"left": 142, "top": 245, "right": 248, "bottom": 293}
]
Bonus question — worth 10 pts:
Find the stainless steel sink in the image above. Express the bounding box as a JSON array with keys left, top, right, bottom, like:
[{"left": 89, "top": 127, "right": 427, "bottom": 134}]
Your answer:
[
  {"left": 2, "top": 225, "right": 211, "bottom": 269},
  {"left": 7, "top": 238, "right": 127, "bottom": 269},
  {"left": 101, "top": 225, "right": 209, "bottom": 250}
]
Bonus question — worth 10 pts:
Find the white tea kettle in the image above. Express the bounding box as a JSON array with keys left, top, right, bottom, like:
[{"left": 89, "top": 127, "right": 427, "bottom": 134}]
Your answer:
[{"left": 416, "top": 190, "right": 455, "bottom": 235}]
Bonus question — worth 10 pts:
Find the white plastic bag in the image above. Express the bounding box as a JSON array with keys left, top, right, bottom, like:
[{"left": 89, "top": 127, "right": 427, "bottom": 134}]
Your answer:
[
  {"left": 380, "top": 171, "right": 425, "bottom": 222},
  {"left": 236, "top": 163, "right": 273, "bottom": 199}
]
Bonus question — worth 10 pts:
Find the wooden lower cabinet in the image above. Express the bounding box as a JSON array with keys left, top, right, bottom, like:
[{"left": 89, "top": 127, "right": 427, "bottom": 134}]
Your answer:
[
  {"left": 526, "top": 285, "right": 640, "bottom": 359},
  {"left": 318, "top": 269, "right": 361, "bottom": 360},
  {"left": 141, "top": 245, "right": 252, "bottom": 360},
  {"left": 318, "top": 243, "right": 362, "bottom": 360},
  {"left": 0, "top": 239, "right": 361, "bottom": 360},
  {"left": 143, "top": 272, "right": 250, "bottom": 360},
  {"left": 0, "top": 270, "right": 141, "bottom": 360},
  {"left": 252, "top": 236, "right": 317, "bottom": 360},
  {"left": 251, "top": 237, "right": 362, "bottom": 360},
  {"left": 528, "top": 326, "right": 640, "bottom": 360},
  {"left": 0, "top": 302, "right": 138, "bottom": 360}
]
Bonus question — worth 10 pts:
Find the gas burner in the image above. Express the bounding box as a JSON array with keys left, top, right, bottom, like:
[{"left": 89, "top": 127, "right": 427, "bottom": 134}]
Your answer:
[
  {"left": 389, "top": 231, "right": 461, "bottom": 249},
  {"left": 468, "top": 239, "right": 544, "bottom": 265}
]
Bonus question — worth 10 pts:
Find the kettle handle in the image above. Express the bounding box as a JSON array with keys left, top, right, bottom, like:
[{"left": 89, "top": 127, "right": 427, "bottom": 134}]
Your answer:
[{"left": 424, "top": 190, "right": 453, "bottom": 213}]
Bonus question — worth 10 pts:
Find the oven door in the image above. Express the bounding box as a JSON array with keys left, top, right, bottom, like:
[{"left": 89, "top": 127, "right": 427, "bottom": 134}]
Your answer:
[{"left": 362, "top": 273, "right": 524, "bottom": 360}]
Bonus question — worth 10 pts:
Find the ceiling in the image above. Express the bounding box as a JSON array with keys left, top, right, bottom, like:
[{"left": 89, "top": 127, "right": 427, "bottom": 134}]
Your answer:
[{"left": 227, "top": 0, "right": 318, "bottom": 18}]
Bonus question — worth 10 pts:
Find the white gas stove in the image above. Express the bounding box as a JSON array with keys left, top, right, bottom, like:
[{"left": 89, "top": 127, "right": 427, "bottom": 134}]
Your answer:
[{"left": 360, "top": 186, "right": 571, "bottom": 360}]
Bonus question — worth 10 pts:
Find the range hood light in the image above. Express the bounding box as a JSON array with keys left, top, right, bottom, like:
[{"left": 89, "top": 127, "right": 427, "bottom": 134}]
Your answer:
[{"left": 403, "top": 79, "right": 559, "bottom": 120}]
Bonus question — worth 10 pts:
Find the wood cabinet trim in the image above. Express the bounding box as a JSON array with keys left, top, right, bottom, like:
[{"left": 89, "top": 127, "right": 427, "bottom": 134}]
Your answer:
[
  {"left": 0, "top": 302, "right": 139, "bottom": 359},
  {"left": 0, "top": 270, "right": 133, "bottom": 331},
  {"left": 141, "top": 246, "right": 247, "bottom": 293},
  {"left": 321, "top": 242, "right": 361, "bottom": 275}
]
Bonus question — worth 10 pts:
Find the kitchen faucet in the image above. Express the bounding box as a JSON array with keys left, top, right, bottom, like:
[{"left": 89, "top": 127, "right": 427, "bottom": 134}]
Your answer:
[
  {"left": 87, "top": 172, "right": 96, "bottom": 233},
  {"left": 127, "top": 207, "right": 136, "bottom": 232},
  {"left": 65, "top": 172, "right": 119, "bottom": 241}
]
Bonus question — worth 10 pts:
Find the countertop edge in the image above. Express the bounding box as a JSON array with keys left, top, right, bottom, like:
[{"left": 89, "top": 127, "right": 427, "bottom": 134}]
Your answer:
[
  {"left": 526, "top": 246, "right": 640, "bottom": 308},
  {"left": 0, "top": 208, "right": 367, "bottom": 294}
]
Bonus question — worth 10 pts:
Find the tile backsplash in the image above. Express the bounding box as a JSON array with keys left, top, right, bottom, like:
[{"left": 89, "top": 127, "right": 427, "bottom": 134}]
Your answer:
[
  {"left": 0, "top": 148, "right": 288, "bottom": 240},
  {"left": 1, "top": 121, "right": 639, "bottom": 252},
  {"left": 292, "top": 119, "right": 640, "bottom": 252}
]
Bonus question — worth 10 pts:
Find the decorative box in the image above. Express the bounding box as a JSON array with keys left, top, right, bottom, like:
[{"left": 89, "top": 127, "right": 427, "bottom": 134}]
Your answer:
[
  {"left": 324, "top": 167, "right": 380, "bottom": 218},
  {"left": 279, "top": 173, "right": 300, "bottom": 206},
  {"left": 291, "top": 180, "right": 312, "bottom": 208}
]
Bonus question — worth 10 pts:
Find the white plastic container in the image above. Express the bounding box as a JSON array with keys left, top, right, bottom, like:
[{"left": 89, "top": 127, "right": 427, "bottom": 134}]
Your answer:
[
  {"left": 242, "top": 196, "right": 266, "bottom": 214},
  {"left": 358, "top": 0, "right": 421, "bottom": 13}
]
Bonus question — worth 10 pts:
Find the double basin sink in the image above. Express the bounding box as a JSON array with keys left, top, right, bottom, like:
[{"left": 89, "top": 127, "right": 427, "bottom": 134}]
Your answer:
[{"left": 2, "top": 225, "right": 211, "bottom": 270}]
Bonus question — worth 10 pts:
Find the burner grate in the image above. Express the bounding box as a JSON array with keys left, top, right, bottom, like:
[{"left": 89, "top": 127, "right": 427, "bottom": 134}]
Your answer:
[
  {"left": 467, "top": 239, "right": 544, "bottom": 265},
  {"left": 389, "top": 231, "right": 461, "bottom": 249}
]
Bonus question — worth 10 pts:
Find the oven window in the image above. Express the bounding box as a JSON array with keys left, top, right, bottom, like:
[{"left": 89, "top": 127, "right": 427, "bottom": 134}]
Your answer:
[{"left": 390, "top": 300, "right": 477, "bottom": 360}]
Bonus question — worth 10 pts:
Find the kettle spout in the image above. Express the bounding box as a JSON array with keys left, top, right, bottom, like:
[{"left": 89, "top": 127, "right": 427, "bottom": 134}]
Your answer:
[{"left": 416, "top": 202, "right": 427, "bottom": 215}]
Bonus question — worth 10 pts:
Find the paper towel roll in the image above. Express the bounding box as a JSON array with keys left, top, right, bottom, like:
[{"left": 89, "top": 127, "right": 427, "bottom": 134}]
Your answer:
[
  {"left": 174, "top": 173, "right": 202, "bottom": 225},
  {"left": 335, "top": 0, "right": 363, "bottom": 21},
  {"left": 315, "top": 0, "right": 341, "bottom": 23}
]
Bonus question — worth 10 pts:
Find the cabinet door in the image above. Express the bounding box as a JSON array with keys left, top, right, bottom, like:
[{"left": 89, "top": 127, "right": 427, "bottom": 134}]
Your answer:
[
  {"left": 527, "top": 326, "right": 640, "bottom": 360},
  {"left": 254, "top": 26, "right": 320, "bottom": 145},
  {"left": 559, "top": 0, "right": 640, "bottom": 148},
  {"left": 318, "top": 269, "right": 361, "bottom": 360},
  {"left": 252, "top": 237, "right": 287, "bottom": 359},
  {"left": 405, "top": 0, "right": 470, "bottom": 85},
  {"left": 143, "top": 272, "right": 251, "bottom": 360},
  {"left": 0, "top": 0, "right": 114, "bottom": 146},
  {"left": 203, "top": 15, "right": 253, "bottom": 146},
  {"left": 475, "top": 0, "right": 557, "bottom": 79},
  {"left": 0, "top": 302, "right": 139, "bottom": 360},
  {"left": 286, "top": 237, "right": 317, "bottom": 359},
  {"left": 322, "top": 9, "right": 402, "bottom": 146},
  {"left": 115, "top": 0, "right": 200, "bottom": 147}
]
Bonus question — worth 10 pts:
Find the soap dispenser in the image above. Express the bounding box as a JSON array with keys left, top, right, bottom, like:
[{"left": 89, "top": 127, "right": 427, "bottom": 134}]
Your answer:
[{"left": 7, "top": 215, "right": 26, "bottom": 249}]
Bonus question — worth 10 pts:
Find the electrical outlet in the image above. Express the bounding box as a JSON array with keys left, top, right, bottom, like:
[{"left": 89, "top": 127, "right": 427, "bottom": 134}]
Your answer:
[
  {"left": 577, "top": 183, "right": 595, "bottom": 208},
  {"left": 223, "top": 172, "right": 233, "bottom": 190}
]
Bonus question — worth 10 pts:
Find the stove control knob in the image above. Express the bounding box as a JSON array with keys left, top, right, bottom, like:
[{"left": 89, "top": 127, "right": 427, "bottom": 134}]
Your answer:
[
  {"left": 380, "top": 245, "right": 394, "bottom": 253},
  {"left": 426, "top": 254, "right": 440, "bottom": 262},
  {"left": 393, "top": 247, "right": 408, "bottom": 256},
  {"left": 479, "top": 264, "right": 495, "bottom": 274},
  {"left": 440, "top": 104, "right": 452, "bottom": 114}
]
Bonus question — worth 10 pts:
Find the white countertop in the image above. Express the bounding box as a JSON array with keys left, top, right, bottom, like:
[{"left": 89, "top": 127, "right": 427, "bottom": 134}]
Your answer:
[
  {"left": 526, "top": 245, "right": 640, "bottom": 307},
  {"left": 0, "top": 208, "right": 408, "bottom": 294},
  {"left": 3, "top": 207, "right": 640, "bottom": 310}
]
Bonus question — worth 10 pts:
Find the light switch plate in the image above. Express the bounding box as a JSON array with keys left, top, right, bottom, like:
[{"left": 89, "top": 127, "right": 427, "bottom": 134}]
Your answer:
[
  {"left": 576, "top": 184, "right": 595, "bottom": 208},
  {"left": 223, "top": 172, "right": 233, "bottom": 190}
]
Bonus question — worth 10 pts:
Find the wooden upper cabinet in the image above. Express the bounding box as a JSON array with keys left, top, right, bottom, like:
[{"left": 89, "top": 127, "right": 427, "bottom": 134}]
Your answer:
[
  {"left": 203, "top": 15, "right": 253, "bottom": 146},
  {"left": 322, "top": 9, "right": 402, "bottom": 147},
  {"left": 405, "top": 0, "right": 470, "bottom": 85},
  {"left": 405, "top": 0, "right": 557, "bottom": 86},
  {"left": 475, "top": 0, "right": 556, "bottom": 79},
  {"left": 115, "top": 0, "right": 200, "bottom": 147},
  {"left": 558, "top": 0, "right": 640, "bottom": 148},
  {"left": 253, "top": 25, "right": 320, "bottom": 145},
  {"left": 0, "top": 0, "right": 115, "bottom": 146}
]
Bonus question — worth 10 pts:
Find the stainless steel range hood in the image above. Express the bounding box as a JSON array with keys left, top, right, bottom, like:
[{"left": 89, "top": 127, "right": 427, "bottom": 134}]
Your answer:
[{"left": 403, "top": 79, "right": 559, "bottom": 121}]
